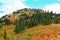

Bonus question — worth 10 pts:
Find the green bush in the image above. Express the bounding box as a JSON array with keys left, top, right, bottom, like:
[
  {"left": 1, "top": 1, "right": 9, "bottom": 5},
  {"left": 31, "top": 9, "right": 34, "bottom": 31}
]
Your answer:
[{"left": 8, "top": 37, "right": 15, "bottom": 40}]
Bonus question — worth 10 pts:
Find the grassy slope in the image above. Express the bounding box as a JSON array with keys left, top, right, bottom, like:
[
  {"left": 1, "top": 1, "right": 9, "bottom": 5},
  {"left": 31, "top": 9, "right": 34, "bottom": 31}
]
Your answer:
[
  {"left": 0, "top": 24, "right": 14, "bottom": 40},
  {"left": 0, "top": 24, "right": 60, "bottom": 40}
]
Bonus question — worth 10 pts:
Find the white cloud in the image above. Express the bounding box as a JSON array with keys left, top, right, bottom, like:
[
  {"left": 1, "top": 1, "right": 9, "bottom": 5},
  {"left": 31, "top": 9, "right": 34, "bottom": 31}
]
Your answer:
[
  {"left": 43, "top": 3, "right": 60, "bottom": 14},
  {"left": 0, "top": 0, "right": 29, "bottom": 18},
  {"left": 57, "top": 0, "right": 60, "bottom": 1}
]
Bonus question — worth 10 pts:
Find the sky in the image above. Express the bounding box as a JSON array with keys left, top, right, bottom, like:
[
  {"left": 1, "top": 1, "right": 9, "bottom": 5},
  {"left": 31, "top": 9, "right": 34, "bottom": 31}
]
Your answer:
[{"left": 0, "top": 0, "right": 60, "bottom": 17}]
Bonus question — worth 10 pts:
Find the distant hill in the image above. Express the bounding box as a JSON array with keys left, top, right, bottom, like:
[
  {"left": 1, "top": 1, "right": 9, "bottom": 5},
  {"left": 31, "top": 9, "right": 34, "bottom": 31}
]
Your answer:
[
  {"left": 0, "top": 8, "right": 60, "bottom": 27},
  {"left": 0, "top": 8, "right": 60, "bottom": 24},
  {"left": 0, "top": 8, "right": 60, "bottom": 40},
  {"left": 0, "top": 8, "right": 44, "bottom": 25}
]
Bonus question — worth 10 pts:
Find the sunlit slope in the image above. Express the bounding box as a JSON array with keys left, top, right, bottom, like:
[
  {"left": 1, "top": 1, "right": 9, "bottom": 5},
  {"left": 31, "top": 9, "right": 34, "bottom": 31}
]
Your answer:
[
  {"left": 0, "top": 24, "right": 60, "bottom": 40},
  {"left": 19, "top": 24, "right": 60, "bottom": 40}
]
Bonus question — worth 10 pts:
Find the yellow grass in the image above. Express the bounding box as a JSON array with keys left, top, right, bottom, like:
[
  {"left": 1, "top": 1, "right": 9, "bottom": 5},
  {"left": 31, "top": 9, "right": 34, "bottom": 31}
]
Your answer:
[{"left": 0, "top": 24, "right": 60, "bottom": 40}]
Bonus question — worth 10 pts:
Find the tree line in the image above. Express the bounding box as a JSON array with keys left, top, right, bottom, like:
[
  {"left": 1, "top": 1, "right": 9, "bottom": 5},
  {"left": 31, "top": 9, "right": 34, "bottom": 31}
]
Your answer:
[{"left": 14, "top": 9, "right": 60, "bottom": 34}]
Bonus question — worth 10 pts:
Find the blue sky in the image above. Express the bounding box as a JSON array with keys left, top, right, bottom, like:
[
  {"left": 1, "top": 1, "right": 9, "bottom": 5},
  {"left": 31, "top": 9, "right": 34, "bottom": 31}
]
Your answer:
[
  {"left": 0, "top": 0, "right": 60, "bottom": 17},
  {"left": 24, "top": 0, "right": 58, "bottom": 8}
]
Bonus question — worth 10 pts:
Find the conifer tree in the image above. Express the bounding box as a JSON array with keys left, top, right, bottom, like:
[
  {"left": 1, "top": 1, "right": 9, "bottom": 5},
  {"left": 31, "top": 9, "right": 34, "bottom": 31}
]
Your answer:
[
  {"left": 4, "top": 18, "right": 10, "bottom": 25},
  {"left": 54, "top": 13, "right": 59, "bottom": 23},
  {"left": 3, "top": 30, "right": 7, "bottom": 40},
  {"left": 14, "top": 19, "right": 19, "bottom": 34}
]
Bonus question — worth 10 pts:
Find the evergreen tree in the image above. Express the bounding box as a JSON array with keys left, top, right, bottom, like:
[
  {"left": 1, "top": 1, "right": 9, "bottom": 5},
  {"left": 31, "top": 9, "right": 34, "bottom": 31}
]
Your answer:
[
  {"left": 0, "top": 18, "right": 2, "bottom": 23},
  {"left": 19, "top": 19, "right": 25, "bottom": 33},
  {"left": 3, "top": 30, "right": 7, "bottom": 40},
  {"left": 54, "top": 13, "right": 59, "bottom": 23},
  {"left": 14, "top": 19, "right": 19, "bottom": 34},
  {"left": 0, "top": 24, "right": 2, "bottom": 28},
  {"left": 45, "top": 13, "right": 52, "bottom": 25},
  {"left": 4, "top": 18, "right": 10, "bottom": 25}
]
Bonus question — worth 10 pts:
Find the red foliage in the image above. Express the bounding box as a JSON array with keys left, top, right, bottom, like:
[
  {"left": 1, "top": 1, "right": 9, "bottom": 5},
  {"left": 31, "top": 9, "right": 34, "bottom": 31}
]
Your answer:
[
  {"left": 37, "top": 35, "right": 44, "bottom": 40},
  {"left": 10, "top": 18, "right": 15, "bottom": 23}
]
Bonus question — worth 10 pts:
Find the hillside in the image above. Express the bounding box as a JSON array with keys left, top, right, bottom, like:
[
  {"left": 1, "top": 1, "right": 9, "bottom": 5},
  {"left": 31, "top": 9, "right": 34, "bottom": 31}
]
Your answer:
[
  {"left": 0, "top": 8, "right": 60, "bottom": 40},
  {"left": 0, "top": 8, "right": 44, "bottom": 25},
  {"left": 0, "top": 24, "right": 60, "bottom": 40}
]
